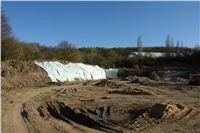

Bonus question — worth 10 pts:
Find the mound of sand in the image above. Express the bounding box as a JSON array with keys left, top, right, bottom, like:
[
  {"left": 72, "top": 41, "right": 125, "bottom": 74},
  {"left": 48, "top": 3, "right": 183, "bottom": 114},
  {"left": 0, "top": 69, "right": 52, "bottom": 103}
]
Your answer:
[{"left": 1, "top": 60, "right": 51, "bottom": 90}]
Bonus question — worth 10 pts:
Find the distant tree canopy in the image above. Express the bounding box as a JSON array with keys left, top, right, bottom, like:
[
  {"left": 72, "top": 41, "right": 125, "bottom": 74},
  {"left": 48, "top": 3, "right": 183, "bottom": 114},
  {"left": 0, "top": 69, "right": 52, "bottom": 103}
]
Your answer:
[
  {"left": 1, "top": 38, "right": 22, "bottom": 60},
  {"left": 56, "top": 40, "right": 83, "bottom": 62}
]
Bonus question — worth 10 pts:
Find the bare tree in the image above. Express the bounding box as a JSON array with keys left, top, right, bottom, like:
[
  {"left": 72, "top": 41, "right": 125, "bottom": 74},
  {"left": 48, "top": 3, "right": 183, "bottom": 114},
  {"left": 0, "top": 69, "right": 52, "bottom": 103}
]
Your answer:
[
  {"left": 181, "top": 41, "right": 184, "bottom": 48},
  {"left": 165, "top": 35, "right": 171, "bottom": 57},
  {"left": 166, "top": 35, "right": 171, "bottom": 48},
  {"left": 171, "top": 37, "right": 174, "bottom": 47},
  {"left": 1, "top": 10, "right": 12, "bottom": 39},
  {"left": 176, "top": 40, "right": 180, "bottom": 48},
  {"left": 176, "top": 40, "right": 181, "bottom": 56},
  {"left": 57, "top": 40, "right": 82, "bottom": 62},
  {"left": 58, "top": 40, "right": 75, "bottom": 49},
  {"left": 137, "top": 35, "right": 143, "bottom": 56}
]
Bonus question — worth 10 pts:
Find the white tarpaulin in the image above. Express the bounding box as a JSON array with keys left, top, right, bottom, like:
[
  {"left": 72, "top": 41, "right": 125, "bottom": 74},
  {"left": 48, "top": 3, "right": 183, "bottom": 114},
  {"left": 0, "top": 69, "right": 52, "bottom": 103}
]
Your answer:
[
  {"left": 105, "top": 68, "right": 118, "bottom": 79},
  {"left": 34, "top": 61, "right": 118, "bottom": 82}
]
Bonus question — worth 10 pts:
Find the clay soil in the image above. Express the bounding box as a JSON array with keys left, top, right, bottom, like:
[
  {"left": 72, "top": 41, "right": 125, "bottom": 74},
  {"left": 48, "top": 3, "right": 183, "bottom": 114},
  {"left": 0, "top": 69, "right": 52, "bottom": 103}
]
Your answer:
[{"left": 1, "top": 61, "right": 200, "bottom": 133}]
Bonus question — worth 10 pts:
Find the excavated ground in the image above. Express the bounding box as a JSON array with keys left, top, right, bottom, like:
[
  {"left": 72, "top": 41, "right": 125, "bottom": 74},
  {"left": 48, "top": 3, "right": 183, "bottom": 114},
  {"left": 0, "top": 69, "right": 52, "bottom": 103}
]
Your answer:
[
  {"left": 1, "top": 60, "right": 51, "bottom": 90},
  {"left": 2, "top": 80, "right": 200, "bottom": 133}
]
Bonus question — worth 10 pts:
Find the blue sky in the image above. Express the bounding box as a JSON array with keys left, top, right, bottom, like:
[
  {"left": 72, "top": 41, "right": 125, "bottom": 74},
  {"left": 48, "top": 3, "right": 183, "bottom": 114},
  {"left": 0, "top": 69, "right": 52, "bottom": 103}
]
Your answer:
[{"left": 2, "top": 1, "right": 200, "bottom": 48}]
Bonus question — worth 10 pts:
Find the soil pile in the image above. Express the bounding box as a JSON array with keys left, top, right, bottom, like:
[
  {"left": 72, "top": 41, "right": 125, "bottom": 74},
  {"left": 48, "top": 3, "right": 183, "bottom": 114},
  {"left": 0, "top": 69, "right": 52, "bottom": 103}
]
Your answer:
[
  {"left": 131, "top": 76, "right": 154, "bottom": 84},
  {"left": 149, "top": 71, "right": 160, "bottom": 81},
  {"left": 95, "top": 79, "right": 123, "bottom": 88},
  {"left": 108, "top": 86, "right": 152, "bottom": 95},
  {"left": 1, "top": 60, "right": 51, "bottom": 90},
  {"left": 130, "top": 103, "right": 200, "bottom": 121}
]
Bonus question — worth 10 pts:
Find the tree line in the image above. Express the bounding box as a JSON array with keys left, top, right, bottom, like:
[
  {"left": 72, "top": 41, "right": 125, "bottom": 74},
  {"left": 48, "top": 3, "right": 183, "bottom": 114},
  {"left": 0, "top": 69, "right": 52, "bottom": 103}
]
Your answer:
[{"left": 1, "top": 11, "right": 199, "bottom": 68}]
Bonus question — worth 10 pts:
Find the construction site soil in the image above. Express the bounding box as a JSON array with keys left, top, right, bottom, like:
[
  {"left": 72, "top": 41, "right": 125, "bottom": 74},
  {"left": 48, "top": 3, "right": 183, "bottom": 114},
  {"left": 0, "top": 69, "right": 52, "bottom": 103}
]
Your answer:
[{"left": 1, "top": 61, "right": 200, "bottom": 133}]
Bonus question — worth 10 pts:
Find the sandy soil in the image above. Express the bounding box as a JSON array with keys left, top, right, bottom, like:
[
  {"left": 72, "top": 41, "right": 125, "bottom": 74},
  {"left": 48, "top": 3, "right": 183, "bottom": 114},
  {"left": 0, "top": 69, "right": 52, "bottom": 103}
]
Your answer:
[
  {"left": 2, "top": 80, "right": 200, "bottom": 133},
  {"left": 1, "top": 60, "right": 51, "bottom": 90}
]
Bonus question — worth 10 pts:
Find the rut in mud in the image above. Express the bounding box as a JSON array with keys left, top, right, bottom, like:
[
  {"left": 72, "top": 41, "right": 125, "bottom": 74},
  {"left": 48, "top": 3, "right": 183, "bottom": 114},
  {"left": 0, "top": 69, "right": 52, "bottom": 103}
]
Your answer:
[
  {"left": 21, "top": 99, "right": 200, "bottom": 132},
  {"left": 17, "top": 85, "right": 200, "bottom": 133}
]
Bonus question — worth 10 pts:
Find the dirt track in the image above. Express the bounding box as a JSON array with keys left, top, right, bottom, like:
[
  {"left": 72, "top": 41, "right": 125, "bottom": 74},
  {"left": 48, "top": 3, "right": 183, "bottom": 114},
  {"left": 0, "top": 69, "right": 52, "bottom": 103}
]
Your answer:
[
  {"left": 1, "top": 86, "right": 53, "bottom": 132},
  {"left": 1, "top": 80, "right": 200, "bottom": 133}
]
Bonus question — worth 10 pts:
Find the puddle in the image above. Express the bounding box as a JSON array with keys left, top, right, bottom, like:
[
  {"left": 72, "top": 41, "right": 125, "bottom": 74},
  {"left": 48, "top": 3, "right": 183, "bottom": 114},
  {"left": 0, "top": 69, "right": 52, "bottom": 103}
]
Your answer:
[
  {"left": 96, "top": 106, "right": 131, "bottom": 122},
  {"left": 109, "top": 113, "right": 131, "bottom": 121}
]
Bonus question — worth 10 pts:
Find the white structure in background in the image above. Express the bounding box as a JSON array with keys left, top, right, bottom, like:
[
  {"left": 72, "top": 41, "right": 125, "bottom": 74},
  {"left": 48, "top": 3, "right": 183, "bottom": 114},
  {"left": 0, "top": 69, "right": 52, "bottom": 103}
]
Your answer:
[
  {"left": 34, "top": 61, "right": 118, "bottom": 82},
  {"left": 128, "top": 52, "right": 166, "bottom": 58}
]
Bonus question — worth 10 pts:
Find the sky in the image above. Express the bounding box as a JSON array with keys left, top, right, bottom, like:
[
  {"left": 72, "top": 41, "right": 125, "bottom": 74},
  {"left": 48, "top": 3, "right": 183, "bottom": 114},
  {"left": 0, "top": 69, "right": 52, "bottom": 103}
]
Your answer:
[{"left": 2, "top": 1, "right": 200, "bottom": 48}]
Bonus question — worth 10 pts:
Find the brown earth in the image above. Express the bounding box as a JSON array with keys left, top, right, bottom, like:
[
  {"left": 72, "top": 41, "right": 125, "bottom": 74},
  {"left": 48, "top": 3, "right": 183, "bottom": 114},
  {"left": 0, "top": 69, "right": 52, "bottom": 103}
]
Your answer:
[
  {"left": 1, "top": 60, "right": 51, "bottom": 90},
  {"left": 1, "top": 61, "right": 200, "bottom": 133},
  {"left": 2, "top": 81, "right": 200, "bottom": 133}
]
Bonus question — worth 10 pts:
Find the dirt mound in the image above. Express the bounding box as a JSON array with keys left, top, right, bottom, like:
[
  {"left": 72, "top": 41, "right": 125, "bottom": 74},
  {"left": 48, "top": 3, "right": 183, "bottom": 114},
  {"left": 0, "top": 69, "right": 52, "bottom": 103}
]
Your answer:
[
  {"left": 1, "top": 60, "right": 51, "bottom": 90},
  {"left": 113, "top": 103, "right": 199, "bottom": 131},
  {"left": 131, "top": 103, "right": 199, "bottom": 121},
  {"left": 95, "top": 79, "right": 122, "bottom": 88},
  {"left": 149, "top": 71, "right": 160, "bottom": 81},
  {"left": 108, "top": 86, "right": 152, "bottom": 95},
  {"left": 131, "top": 76, "right": 154, "bottom": 85}
]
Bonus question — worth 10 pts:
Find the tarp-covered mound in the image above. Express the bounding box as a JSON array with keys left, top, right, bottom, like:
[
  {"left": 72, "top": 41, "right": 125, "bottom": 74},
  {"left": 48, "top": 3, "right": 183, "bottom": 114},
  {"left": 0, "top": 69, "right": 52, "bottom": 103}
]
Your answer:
[{"left": 35, "top": 61, "right": 118, "bottom": 82}]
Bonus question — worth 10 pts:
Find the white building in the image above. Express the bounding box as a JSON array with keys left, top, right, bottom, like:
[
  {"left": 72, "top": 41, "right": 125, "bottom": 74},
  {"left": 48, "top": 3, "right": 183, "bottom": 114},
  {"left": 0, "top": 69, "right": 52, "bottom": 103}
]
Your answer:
[{"left": 128, "top": 52, "right": 166, "bottom": 58}]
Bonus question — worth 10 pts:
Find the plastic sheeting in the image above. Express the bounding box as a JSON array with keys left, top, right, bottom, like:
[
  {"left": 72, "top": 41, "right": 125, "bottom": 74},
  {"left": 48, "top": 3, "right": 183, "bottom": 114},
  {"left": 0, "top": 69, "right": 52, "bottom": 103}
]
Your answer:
[
  {"left": 34, "top": 61, "right": 118, "bottom": 82},
  {"left": 105, "top": 68, "right": 118, "bottom": 79}
]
